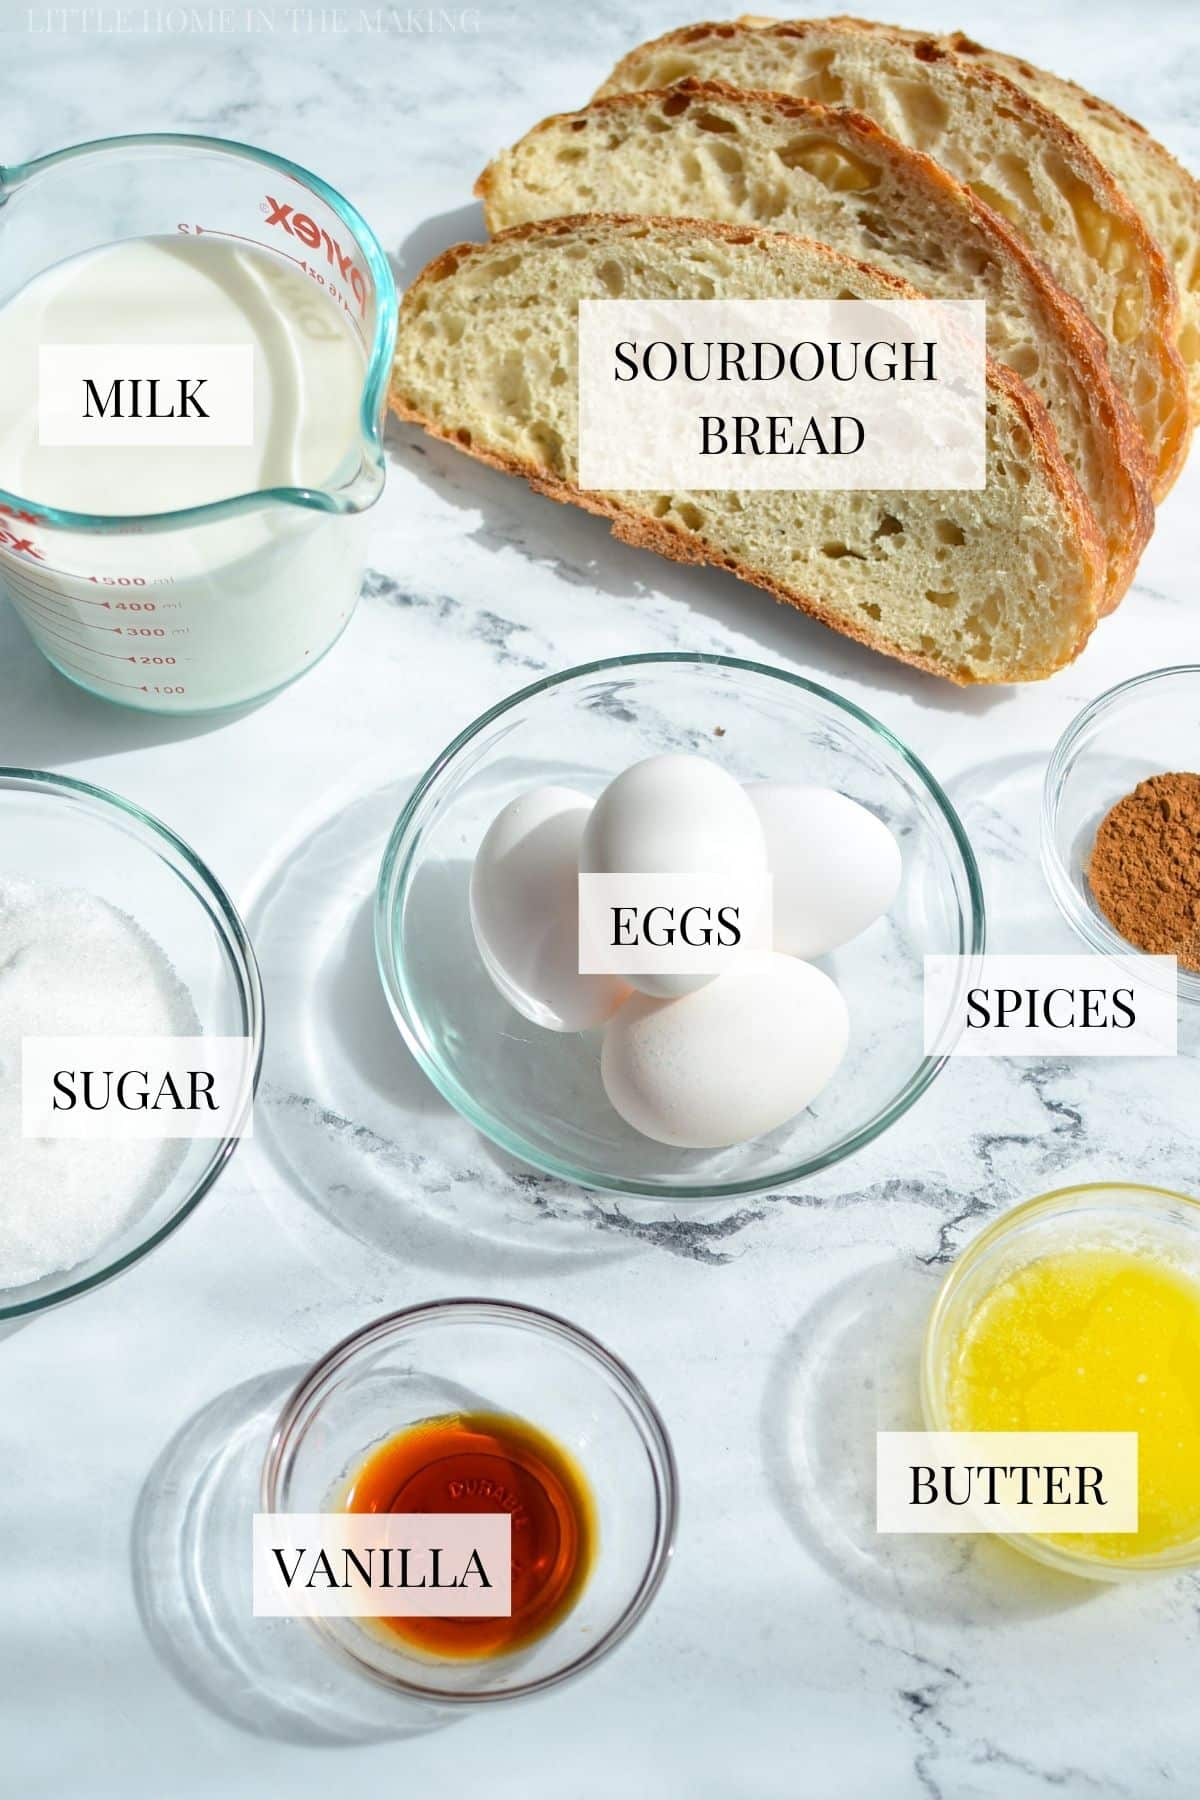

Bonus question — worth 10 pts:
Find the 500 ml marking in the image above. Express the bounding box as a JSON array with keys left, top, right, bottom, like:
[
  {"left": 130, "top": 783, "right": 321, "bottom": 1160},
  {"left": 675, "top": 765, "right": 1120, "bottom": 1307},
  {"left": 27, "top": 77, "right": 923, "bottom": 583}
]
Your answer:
[{"left": 87, "top": 573, "right": 174, "bottom": 591}]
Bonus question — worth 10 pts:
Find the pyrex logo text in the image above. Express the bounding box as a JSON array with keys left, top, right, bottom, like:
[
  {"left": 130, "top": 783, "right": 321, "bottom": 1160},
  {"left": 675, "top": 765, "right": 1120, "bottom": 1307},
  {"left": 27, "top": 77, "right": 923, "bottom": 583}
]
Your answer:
[
  {"left": 264, "top": 197, "right": 368, "bottom": 314},
  {"left": 0, "top": 524, "right": 44, "bottom": 562},
  {"left": 0, "top": 501, "right": 46, "bottom": 561}
]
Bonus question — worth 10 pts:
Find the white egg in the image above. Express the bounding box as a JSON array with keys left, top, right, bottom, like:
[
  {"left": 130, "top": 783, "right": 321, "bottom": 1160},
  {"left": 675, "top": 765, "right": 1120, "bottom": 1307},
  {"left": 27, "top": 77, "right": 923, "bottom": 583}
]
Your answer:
[
  {"left": 600, "top": 952, "right": 849, "bottom": 1149},
  {"left": 470, "top": 786, "right": 630, "bottom": 1032},
  {"left": 581, "top": 753, "right": 769, "bottom": 999},
  {"left": 748, "top": 784, "right": 902, "bottom": 960}
]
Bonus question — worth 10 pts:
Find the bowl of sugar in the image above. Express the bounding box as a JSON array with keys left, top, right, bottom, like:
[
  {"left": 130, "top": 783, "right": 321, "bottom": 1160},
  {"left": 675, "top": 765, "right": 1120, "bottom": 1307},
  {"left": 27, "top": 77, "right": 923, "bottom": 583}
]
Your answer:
[{"left": 0, "top": 769, "right": 263, "bottom": 1318}]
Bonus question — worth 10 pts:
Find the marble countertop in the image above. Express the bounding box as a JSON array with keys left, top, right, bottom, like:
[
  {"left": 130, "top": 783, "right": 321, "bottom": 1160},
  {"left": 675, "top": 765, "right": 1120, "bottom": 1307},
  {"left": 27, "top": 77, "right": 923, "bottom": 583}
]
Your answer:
[{"left": 3, "top": 1, "right": 1200, "bottom": 1794}]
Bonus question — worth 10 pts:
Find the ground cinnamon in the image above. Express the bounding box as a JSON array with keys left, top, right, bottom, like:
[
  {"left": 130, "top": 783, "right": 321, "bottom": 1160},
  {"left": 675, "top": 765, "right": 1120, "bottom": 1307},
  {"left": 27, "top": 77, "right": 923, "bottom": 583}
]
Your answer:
[{"left": 1087, "top": 772, "right": 1200, "bottom": 973}]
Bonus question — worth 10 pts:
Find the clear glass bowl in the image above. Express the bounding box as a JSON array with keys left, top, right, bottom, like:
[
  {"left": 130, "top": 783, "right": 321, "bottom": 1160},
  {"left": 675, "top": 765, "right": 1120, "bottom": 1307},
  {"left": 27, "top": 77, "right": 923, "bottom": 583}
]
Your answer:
[
  {"left": 0, "top": 768, "right": 263, "bottom": 1318},
  {"left": 1042, "top": 665, "right": 1200, "bottom": 1007},
  {"left": 261, "top": 1299, "right": 678, "bottom": 1705},
  {"left": 375, "top": 654, "right": 984, "bottom": 1199},
  {"left": 922, "top": 1180, "right": 1200, "bottom": 1580}
]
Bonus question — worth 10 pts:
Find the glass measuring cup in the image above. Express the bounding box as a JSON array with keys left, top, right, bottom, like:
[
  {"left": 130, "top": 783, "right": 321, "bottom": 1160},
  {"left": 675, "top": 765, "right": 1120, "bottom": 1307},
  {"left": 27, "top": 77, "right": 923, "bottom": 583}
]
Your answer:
[{"left": 0, "top": 134, "right": 397, "bottom": 714}]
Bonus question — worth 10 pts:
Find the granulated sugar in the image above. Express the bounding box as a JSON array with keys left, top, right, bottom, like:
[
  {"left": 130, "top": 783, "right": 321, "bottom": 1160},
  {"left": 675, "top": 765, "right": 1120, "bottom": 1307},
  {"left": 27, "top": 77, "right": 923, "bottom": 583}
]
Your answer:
[{"left": 0, "top": 878, "right": 199, "bottom": 1289}]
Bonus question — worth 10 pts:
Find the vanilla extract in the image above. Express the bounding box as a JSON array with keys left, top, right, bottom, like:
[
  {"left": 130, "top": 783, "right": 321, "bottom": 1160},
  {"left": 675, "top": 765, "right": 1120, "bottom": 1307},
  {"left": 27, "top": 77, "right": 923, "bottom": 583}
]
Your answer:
[{"left": 339, "top": 1410, "right": 596, "bottom": 1660}]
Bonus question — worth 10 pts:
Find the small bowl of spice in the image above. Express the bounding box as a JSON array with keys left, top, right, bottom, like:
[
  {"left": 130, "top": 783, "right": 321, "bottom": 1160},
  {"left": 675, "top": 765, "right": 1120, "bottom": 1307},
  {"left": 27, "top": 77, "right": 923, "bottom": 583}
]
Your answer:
[{"left": 1043, "top": 667, "right": 1200, "bottom": 1007}]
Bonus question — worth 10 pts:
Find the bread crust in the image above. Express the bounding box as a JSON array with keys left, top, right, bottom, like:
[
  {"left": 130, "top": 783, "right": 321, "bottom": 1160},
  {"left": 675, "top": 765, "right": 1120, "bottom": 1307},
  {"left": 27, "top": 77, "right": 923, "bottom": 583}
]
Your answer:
[
  {"left": 939, "top": 27, "right": 1200, "bottom": 416},
  {"left": 845, "top": 19, "right": 1200, "bottom": 247},
  {"left": 942, "top": 29, "right": 1181, "bottom": 149},
  {"left": 935, "top": 28, "right": 1200, "bottom": 213},
  {"left": 477, "top": 77, "right": 1153, "bottom": 612},
  {"left": 391, "top": 213, "right": 1105, "bottom": 684},
  {"left": 595, "top": 16, "right": 1191, "bottom": 497}
]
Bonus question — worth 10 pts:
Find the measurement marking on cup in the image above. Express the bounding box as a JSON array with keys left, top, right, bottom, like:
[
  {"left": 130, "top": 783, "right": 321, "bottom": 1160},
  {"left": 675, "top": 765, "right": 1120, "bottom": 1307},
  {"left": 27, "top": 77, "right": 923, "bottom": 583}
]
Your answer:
[
  {"left": 8, "top": 593, "right": 94, "bottom": 630},
  {"left": 49, "top": 650, "right": 156, "bottom": 692},
  {"left": 11, "top": 589, "right": 123, "bottom": 629},
  {"left": 1, "top": 558, "right": 171, "bottom": 601},
  {"left": 0, "top": 564, "right": 100, "bottom": 602},
  {"left": 0, "top": 566, "right": 137, "bottom": 608},
  {"left": 21, "top": 616, "right": 107, "bottom": 651},
  {"left": 3, "top": 569, "right": 170, "bottom": 617},
  {"left": 28, "top": 605, "right": 123, "bottom": 633},
  {"left": 28, "top": 620, "right": 143, "bottom": 661},
  {"left": 8, "top": 590, "right": 89, "bottom": 625}
]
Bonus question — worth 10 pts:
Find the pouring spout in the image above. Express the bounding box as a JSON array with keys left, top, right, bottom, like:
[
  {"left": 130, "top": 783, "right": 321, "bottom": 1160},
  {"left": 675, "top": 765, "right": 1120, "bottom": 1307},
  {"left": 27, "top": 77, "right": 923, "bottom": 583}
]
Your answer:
[{"left": 337, "top": 452, "right": 388, "bottom": 515}]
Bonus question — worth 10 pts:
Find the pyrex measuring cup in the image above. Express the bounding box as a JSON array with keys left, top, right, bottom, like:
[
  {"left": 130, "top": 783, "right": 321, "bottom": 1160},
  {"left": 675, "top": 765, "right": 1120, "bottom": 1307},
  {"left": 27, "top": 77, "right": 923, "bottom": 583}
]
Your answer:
[{"left": 0, "top": 135, "right": 397, "bottom": 714}]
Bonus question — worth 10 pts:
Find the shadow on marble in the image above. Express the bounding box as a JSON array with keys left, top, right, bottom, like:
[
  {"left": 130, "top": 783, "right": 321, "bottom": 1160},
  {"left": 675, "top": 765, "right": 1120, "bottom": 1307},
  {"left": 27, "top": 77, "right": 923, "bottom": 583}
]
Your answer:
[
  {"left": 393, "top": 201, "right": 487, "bottom": 284},
  {"left": 0, "top": 598, "right": 272, "bottom": 769},
  {"left": 760, "top": 1259, "right": 1098, "bottom": 1625},
  {"left": 383, "top": 413, "right": 1012, "bottom": 721},
  {"left": 384, "top": 416, "right": 659, "bottom": 609},
  {"left": 0, "top": 1318, "right": 30, "bottom": 1343},
  {"left": 247, "top": 776, "right": 650, "bottom": 1277},
  {"left": 131, "top": 1365, "right": 458, "bottom": 1747}
]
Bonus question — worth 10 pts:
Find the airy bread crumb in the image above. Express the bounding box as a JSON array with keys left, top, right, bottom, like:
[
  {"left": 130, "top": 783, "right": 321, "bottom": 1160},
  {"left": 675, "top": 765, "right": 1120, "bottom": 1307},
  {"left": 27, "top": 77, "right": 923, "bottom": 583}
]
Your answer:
[{"left": 392, "top": 213, "right": 1105, "bottom": 684}]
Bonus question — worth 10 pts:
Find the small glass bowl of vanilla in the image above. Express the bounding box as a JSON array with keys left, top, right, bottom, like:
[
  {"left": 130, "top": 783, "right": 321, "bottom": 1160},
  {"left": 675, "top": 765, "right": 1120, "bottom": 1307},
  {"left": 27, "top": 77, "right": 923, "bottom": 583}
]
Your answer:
[
  {"left": 262, "top": 1299, "right": 678, "bottom": 1704},
  {"left": 923, "top": 1181, "right": 1200, "bottom": 1580}
]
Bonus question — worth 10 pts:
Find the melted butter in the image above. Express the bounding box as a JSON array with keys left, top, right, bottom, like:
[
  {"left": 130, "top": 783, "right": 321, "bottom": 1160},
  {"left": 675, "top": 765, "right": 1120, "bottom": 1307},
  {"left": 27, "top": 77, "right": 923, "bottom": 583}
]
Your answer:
[{"left": 947, "top": 1246, "right": 1200, "bottom": 1561}]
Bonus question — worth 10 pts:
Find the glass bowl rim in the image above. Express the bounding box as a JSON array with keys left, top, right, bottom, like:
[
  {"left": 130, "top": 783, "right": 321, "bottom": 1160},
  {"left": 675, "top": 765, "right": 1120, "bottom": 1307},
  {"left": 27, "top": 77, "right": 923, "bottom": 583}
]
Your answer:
[
  {"left": 260, "top": 1295, "right": 680, "bottom": 1706},
  {"left": 1041, "top": 663, "right": 1200, "bottom": 1007},
  {"left": 921, "top": 1178, "right": 1200, "bottom": 1579},
  {"left": 0, "top": 765, "right": 265, "bottom": 1319},
  {"left": 374, "top": 651, "right": 986, "bottom": 1200}
]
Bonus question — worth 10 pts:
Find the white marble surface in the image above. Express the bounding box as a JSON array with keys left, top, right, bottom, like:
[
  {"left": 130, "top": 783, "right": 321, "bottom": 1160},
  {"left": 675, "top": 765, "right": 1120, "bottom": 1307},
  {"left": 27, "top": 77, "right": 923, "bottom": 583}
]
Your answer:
[{"left": 3, "top": 1, "right": 1200, "bottom": 1794}]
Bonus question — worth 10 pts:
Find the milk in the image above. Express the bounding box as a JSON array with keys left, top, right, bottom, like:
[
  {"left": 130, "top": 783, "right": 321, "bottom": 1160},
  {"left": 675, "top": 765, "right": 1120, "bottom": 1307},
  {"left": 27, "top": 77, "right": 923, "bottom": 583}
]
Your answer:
[{"left": 0, "top": 234, "right": 373, "bottom": 712}]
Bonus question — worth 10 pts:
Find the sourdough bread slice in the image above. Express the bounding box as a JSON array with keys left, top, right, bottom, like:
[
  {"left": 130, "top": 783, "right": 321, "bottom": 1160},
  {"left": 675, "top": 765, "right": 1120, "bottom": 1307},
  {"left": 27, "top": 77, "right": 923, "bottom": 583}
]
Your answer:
[
  {"left": 595, "top": 18, "right": 1189, "bottom": 498},
  {"left": 479, "top": 80, "right": 1152, "bottom": 612},
  {"left": 906, "top": 27, "right": 1200, "bottom": 414},
  {"left": 391, "top": 215, "right": 1104, "bottom": 684}
]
